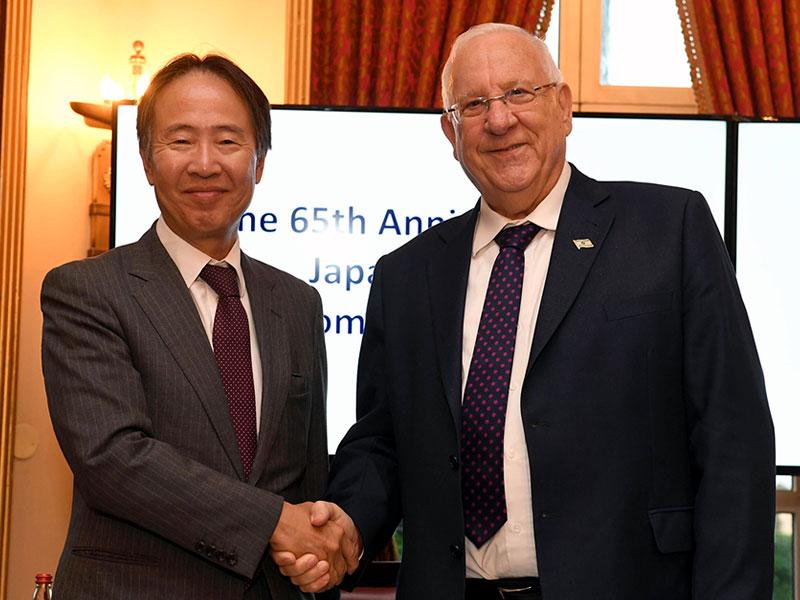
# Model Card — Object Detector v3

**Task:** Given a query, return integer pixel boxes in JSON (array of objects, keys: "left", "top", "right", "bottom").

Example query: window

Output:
[
  {"left": 775, "top": 511, "right": 793, "bottom": 600},
  {"left": 600, "top": 0, "right": 691, "bottom": 87},
  {"left": 777, "top": 477, "right": 800, "bottom": 600},
  {"left": 557, "top": 0, "right": 697, "bottom": 113}
]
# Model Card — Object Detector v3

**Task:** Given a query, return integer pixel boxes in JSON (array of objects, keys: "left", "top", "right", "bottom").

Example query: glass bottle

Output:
[{"left": 32, "top": 573, "right": 53, "bottom": 600}]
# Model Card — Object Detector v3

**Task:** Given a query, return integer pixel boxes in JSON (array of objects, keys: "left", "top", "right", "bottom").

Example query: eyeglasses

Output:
[{"left": 444, "top": 82, "right": 558, "bottom": 124}]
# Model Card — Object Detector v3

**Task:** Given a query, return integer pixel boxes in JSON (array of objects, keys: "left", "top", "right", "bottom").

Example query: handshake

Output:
[{"left": 269, "top": 501, "right": 363, "bottom": 593}]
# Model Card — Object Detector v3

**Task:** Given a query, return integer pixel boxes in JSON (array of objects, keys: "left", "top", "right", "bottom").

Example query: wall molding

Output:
[
  {"left": 285, "top": 0, "right": 312, "bottom": 104},
  {"left": 0, "top": 0, "right": 32, "bottom": 596}
]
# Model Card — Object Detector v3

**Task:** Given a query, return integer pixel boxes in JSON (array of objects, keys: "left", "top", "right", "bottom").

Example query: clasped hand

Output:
[{"left": 270, "top": 501, "right": 362, "bottom": 592}]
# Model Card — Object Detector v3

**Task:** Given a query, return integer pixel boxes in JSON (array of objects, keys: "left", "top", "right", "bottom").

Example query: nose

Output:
[
  {"left": 187, "top": 142, "right": 222, "bottom": 177},
  {"left": 485, "top": 98, "right": 517, "bottom": 135}
]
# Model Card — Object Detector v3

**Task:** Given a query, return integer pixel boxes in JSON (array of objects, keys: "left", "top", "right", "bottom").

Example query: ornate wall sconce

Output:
[{"left": 69, "top": 41, "right": 148, "bottom": 256}]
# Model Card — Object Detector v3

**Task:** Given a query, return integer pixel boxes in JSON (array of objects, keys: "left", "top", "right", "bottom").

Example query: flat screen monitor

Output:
[
  {"left": 113, "top": 105, "right": 728, "bottom": 452},
  {"left": 736, "top": 120, "right": 800, "bottom": 471}
]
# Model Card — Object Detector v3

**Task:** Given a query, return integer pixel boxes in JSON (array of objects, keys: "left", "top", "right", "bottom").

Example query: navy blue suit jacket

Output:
[{"left": 327, "top": 166, "right": 775, "bottom": 599}]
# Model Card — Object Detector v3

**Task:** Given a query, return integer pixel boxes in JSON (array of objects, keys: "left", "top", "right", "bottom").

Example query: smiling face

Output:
[
  {"left": 441, "top": 30, "right": 573, "bottom": 219},
  {"left": 141, "top": 71, "right": 265, "bottom": 259}
]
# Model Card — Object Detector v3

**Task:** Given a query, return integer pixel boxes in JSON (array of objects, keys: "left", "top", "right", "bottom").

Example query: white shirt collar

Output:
[
  {"left": 155, "top": 218, "right": 245, "bottom": 294},
  {"left": 472, "top": 162, "right": 571, "bottom": 257}
]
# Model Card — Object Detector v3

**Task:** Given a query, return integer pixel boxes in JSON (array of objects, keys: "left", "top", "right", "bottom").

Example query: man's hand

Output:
[{"left": 270, "top": 501, "right": 362, "bottom": 592}]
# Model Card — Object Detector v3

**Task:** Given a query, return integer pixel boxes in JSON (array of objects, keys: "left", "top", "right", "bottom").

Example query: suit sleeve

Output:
[
  {"left": 326, "top": 258, "right": 403, "bottom": 578},
  {"left": 41, "top": 262, "right": 282, "bottom": 579},
  {"left": 681, "top": 193, "right": 775, "bottom": 598}
]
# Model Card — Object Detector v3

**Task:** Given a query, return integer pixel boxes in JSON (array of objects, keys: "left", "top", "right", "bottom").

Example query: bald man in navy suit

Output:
[{"left": 275, "top": 23, "right": 774, "bottom": 600}]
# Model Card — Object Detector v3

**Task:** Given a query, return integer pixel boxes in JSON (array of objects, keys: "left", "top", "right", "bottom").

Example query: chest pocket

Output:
[{"left": 604, "top": 291, "right": 673, "bottom": 321}]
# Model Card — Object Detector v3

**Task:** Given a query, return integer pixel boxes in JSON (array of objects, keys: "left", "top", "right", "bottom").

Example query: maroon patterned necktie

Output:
[
  {"left": 461, "top": 221, "right": 540, "bottom": 547},
  {"left": 200, "top": 264, "right": 257, "bottom": 480}
]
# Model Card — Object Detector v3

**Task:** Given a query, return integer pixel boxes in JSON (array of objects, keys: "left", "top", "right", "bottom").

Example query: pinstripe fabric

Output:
[{"left": 41, "top": 224, "right": 329, "bottom": 599}]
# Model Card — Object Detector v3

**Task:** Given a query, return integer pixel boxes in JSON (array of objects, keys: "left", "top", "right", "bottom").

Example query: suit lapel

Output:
[
  {"left": 240, "top": 254, "right": 287, "bottom": 485},
  {"left": 127, "top": 226, "right": 247, "bottom": 480},
  {"left": 428, "top": 207, "right": 478, "bottom": 434},
  {"left": 527, "top": 166, "right": 615, "bottom": 370}
]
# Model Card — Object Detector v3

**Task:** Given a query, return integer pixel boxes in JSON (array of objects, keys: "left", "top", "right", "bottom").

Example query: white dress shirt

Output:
[
  {"left": 463, "top": 162, "right": 571, "bottom": 579},
  {"left": 156, "top": 218, "right": 264, "bottom": 433}
]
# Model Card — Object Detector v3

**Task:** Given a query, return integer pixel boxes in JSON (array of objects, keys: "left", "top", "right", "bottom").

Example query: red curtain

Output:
[
  {"left": 310, "top": 0, "right": 555, "bottom": 109},
  {"left": 677, "top": 0, "right": 800, "bottom": 117}
]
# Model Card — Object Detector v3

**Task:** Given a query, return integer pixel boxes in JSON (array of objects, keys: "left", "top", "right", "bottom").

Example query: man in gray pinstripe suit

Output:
[{"left": 41, "top": 54, "right": 358, "bottom": 599}]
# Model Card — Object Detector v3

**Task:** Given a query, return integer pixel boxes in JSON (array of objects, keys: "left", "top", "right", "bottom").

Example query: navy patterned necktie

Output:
[
  {"left": 461, "top": 221, "right": 540, "bottom": 547},
  {"left": 200, "top": 264, "right": 257, "bottom": 480}
]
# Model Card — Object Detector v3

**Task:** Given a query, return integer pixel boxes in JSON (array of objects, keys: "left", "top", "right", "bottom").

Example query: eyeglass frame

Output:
[{"left": 444, "top": 82, "right": 559, "bottom": 124}]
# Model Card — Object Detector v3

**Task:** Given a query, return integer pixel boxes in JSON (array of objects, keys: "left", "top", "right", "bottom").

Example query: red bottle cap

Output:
[{"left": 35, "top": 574, "right": 53, "bottom": 584}]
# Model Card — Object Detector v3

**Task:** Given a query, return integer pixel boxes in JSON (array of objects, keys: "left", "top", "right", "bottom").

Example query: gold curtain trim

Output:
[
  {"left": 536, "top": 0, "right": 556, "bottom": 41},
  {"left": 676, "top": 0, "right": 714, "bottom": 113},
  {"left": 1, "top": 0, "right": 32, "bottom": 596}
]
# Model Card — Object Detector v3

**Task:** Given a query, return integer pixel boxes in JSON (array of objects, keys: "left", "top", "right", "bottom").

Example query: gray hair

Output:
[{"left": 440, "top": 23, "right": 563, "bottom": 108}]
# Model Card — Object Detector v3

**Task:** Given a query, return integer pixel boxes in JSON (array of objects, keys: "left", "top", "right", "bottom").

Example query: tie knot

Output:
[
  {"left": 200, "top": 264, "right": 240, "bottom": 298},
  {"left": 495, "top": 222, "right": 540, "bottom": 250}
]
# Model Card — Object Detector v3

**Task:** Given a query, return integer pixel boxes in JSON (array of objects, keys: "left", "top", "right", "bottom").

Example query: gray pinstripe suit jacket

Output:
[{"left": 41, "top": 224, "right": 329, "bottom": 599}]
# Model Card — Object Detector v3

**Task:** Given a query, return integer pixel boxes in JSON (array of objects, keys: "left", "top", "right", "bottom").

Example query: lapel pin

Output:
[{"left": 573, "top": 238, "right": 594, "bottom": 250}]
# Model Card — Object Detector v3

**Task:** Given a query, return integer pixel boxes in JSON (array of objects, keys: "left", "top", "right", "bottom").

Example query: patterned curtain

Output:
[
  {"left": 677, "top": 0, "right": 800, "bottom": 117},
  {"left": 310, "top": 0, "right": 555, "bottom": 108}
]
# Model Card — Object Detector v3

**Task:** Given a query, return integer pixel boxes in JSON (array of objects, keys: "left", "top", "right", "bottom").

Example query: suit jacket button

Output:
[
  {"left": 215, "top": 549, "right": 227, "bottom": 562},
  {"left": 449, "top": 455, "right": 460, "bottom": 470},
  {"left": 228, "top": 552, "right": 238, "bottom": 566},
  {"left": 195, "top": 542, "right": 206, "bottom": 554},
  {"left": 206, "top": 545, "right": 217, "bottom": 557},
  {"left": 449, "top": 544, "right": 462, "bottom": 558}
]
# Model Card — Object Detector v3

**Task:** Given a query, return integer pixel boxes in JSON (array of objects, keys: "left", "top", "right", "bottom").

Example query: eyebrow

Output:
[
  {"left": 457, "top": 81, "right": 530, "bottom": 99},
  {"left": 162, "top": 123, "right": 248, "bottom": 136}
]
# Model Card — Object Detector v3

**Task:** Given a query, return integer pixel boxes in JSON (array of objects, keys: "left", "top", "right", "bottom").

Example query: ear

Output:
[
  {"left": 255, "top": 154, "right": 266, "bottom": 184},
  {"left": 556, "top": 82, "right": 574, "bottom": 137},
  {"left": 140, "top": 148, "right": 156, "bottom": 186},
  {"left": 440, "top": 113, "right": 459, "bottom": 161}
]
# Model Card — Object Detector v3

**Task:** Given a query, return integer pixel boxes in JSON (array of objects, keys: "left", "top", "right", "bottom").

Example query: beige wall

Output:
[{"left": 9, "top": 1, "right": 287, "bottom": 596}]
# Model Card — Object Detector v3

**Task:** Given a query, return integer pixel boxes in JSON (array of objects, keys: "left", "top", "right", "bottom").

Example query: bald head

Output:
[{"left": 441, "top": 23, "right": 562, "bottom": 109}]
